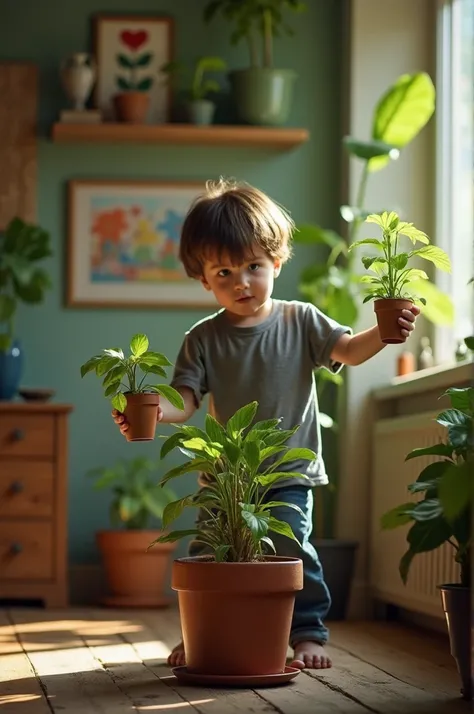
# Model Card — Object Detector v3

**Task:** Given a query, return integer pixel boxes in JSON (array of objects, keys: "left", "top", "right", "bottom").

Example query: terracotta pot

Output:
[
  {"left": 439, "top": 584, "right": 472, "bottom": 700},
  {"left": 172, "top": 555, "right": 303, "bottom": 676},
  {"left": 124, "top": 392, "right": 159, "bottom": 441},
  {"left": 113, "top": 91, "right": 150, "bottom": 123},
  {"left": 97, "top": 529, "right": 175, "bottom": 607},
  {"left": 374, "top": 298, "right": 413, "bottom": 344}
]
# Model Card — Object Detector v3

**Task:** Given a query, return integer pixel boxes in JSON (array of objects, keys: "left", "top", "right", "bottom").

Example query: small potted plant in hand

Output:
[
  {"left": 381, "top": 371, "right": 472, "bottom": 699},
  {"left": 80, "top": 333, "right": 184, "bottom": 441},
  {"left": 89, "top": 455, "right": 177, "bottom": 607},
  {"left": 148, "top": 401, "right": 315, "bottom": 683},
  {"left": 160, "top": 56, "right": 227, "bottom": 125},
  {"left": 349, "top": 211, "right": 451, "bottom": 343}
]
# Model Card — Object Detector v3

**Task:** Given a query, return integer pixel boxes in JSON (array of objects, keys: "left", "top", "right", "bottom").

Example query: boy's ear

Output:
[
  {"left": 274, "top": 259, "right": 282, "bottom": 278},
  {"left": 200, "top": 276, "right": 212, "bottom": 292}
]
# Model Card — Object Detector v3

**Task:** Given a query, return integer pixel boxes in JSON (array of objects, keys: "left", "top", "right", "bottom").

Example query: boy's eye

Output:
[
  {"left": 217, "top": 269, "right": 230, "bottom": 277},
  {"left": 249, "top": 263, "right": 260, "bottom": 271}
]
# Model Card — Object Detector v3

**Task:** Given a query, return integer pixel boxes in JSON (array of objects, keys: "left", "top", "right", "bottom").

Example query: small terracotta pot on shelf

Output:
[
  {"left": 374, "top": 298, "right": 413, "bottom": 344},
  {"left": 123, "top": 392, "right": 159, "bottom": 441},
  {"left": 113, "top": 91, "right": 150, "bottom": 123}
]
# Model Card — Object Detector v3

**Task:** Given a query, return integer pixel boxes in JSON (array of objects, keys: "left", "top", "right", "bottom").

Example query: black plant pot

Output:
[
  {"left": 312, "top": 538, "right": 359, "bottom": 620},
  {"left": 439, "top": 584, "right": 472, "bottom": 700}
]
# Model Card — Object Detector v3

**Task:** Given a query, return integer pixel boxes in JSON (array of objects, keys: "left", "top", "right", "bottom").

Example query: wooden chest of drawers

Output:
[{"left": 0, "top": 402, "right": 72, "bottom": 607}]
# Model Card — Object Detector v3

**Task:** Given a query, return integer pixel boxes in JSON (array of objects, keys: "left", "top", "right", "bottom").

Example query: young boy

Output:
[{"left": 112, "top": 179, "right": 419, "bottom": 670}]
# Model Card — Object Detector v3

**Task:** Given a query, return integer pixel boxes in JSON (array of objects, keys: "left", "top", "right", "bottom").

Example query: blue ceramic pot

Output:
[{"left": 0, "top": 338, "right": 23, "bottom": 400}]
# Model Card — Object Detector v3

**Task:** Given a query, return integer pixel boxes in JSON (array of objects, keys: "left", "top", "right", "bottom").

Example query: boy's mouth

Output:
[{"left": 236, "top": 295, "right": 253, "bottom": 302}]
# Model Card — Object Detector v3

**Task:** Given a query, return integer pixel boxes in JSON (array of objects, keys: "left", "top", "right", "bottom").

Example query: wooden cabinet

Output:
[{"left": 0, "top": 403, "right": 72, "bottom": 607}]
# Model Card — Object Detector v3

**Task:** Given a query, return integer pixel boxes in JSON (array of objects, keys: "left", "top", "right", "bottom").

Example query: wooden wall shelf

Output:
[{"left": 51, "top": 122, "right": 309, "bottom": 150}]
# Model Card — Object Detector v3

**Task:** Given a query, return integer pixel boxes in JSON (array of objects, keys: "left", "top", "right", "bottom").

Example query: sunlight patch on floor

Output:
[{"left": 137, "top": 701, "right": 215, "bottom": 711}]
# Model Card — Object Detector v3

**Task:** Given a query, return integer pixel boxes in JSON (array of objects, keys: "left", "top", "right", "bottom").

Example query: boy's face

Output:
[{"left": 200, "top": 247, "right": 281, "bottom": 317}]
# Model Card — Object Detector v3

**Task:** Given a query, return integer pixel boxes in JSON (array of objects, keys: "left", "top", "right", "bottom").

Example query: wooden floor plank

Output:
[{"left": 0, "top": 611, "right": 52, "bottom": 714}]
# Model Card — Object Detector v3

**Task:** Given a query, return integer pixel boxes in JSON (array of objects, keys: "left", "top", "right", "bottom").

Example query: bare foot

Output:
[
  {"left": 167, "top": 640, "right": 186, "bottom": 668},
  {"left": 290, "top": 641, "right": 332, "bottom": 670}
]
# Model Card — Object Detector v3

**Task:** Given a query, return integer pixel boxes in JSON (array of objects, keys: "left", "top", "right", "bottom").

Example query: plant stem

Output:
[{"left": 262, "top": 9, "right": 273, "bottom": 68}]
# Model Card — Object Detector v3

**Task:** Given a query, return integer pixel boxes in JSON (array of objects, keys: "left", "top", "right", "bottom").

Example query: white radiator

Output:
[{"left": 370, "top": 411, "right": 459, "bottom": 619}]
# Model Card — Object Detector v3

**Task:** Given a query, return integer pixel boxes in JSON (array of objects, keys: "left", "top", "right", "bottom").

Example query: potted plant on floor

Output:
[
  {"left": 80, "top": 333, "right": 184, "bottom": 441},
  {"left": 0, "top": 217, "right": 52, "bottom": 400},
  {"left": 159, "top": 56, "right": 227, "bottom": 125},
  {"left": 149, "top": 401, "right": 313, "bottom": 683},
  {"left": 380, "top": 370, "right": 472, "bottom": 700},
  {"left": 203, "top": 0, "right": 306, "bottom": 125},
  {"left": 89, "top": 455, "right": 178, "bottom": 607},
  {"left": 348, "top": 211, "right": 451, "bottom": 344}
]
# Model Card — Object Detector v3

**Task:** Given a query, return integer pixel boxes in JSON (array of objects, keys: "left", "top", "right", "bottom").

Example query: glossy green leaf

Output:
[
  {"left": 343, "top": 136, "right": 399, "bottom": 161},
  {"left": 442, "top": 387, "right": 474, "bottom": 413},
  {"left": 226, "top": 401, "right": 258, "bottom": 439},
  {"left": 111, "top": 393, "right": 126, "bottom": 413},
  {"left": 405, "top": 443, "right": 454, "bottom": 461},
  {"left": 380, "top": 502, "right": 415, "bottom": 529},
  {"left": 410, "top": 245, "right": 451, "bottom": 272},
  {"left": 294, "top": 224, "right": 343, "bottom": 249},
  {"left": 155, "top": 384, "right": 185, "bottom": 411},
  {"left": 438, "top": 461, "right": 471, "bottom": 522},
  {"left": 130, "top": 333, "right": 149, "bottom": 356}
]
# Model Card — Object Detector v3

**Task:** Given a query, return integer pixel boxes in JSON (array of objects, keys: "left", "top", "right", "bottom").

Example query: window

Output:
[{"left": 435, "top": 0, "right": 474, "bottom": 361}]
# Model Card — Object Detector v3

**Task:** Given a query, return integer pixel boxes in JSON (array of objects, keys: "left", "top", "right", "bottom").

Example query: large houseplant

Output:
[
  {"left": 159, "top": 56, "right": 227, "bottom": 125},
  {"left": 292, "top": 72, "right": 452, "bottom": 619},
  {"left": 203, "top": 0, "right": 306, "bottom": 125},
  {"left": 80, "top": 333, "right": 184, "bottom": 441},
  {"left": 349, "top": 211, "right": 451, "bottom": 343},
  {"left": 381, "top": 375, "right": 472, "bottom": 700},
  {"left": 150, "top": 401, "right": 314, "bottom": 678},
  {"left": 0, "top": 217, "right": 52, "bottom": 400},
  {"left": 88, "top": 455, "right": 177, "bottom": 607}
]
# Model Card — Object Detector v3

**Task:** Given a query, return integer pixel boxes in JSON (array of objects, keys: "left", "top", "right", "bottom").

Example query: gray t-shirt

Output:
[{"left": 170, "top": 299, "right": 351, "bottom": 488}]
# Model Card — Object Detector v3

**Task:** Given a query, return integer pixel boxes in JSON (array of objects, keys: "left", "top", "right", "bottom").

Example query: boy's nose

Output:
[{"left": 234, "top": 272, "right": 250, "bottom": 289}]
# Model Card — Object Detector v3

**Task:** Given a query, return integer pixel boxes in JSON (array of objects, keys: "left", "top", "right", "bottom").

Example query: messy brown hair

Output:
[{"left": 179, "top": 178, "right": 294, "bottom": 278}]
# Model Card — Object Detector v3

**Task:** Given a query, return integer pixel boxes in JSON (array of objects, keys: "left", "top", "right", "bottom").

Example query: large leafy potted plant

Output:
[
  {"left": 203, "top": 0, "right": 306, "bottom": 125},
  {"left": 149, "top": 401, "right": 314, "bottom": 681},
  {"left": 159, "top": 56, "right": 227, "bottom": 125},
  {"left": 349, "top": 211, "right": 451, "bottom": 343},
  {"left": 292, "top": 72, "right": 453, "bottom": 620},
  {"left": 80, "top": 333, "right": 184, "bottom": 441},
  {"left": 380, "top": 374, "right": 472, "bottom": 700},
  {"left": 88, "top": 455, "right": 177, "bottom": 607},
  {"left": 0, "top": 217, "right": 52, "bottom": 400}
]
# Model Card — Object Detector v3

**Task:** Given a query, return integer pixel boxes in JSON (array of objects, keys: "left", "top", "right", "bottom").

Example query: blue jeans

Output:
[{"left": 188, "top": 485, "right": 331, "bottom": 646}]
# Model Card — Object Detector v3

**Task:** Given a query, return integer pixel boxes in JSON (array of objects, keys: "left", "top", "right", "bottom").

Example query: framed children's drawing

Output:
[
  {"left": 66, "top": 179, "right": 216, "bottom": 309},
  {"left": 93, "top": 15, "right": 173, "bottom": 123}
]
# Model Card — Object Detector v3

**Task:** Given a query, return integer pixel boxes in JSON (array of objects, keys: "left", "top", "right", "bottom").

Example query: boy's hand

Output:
[
  {"left": 111, "top": 405, "right": 163, "bottom": 437},
  {"left": 397, "top": 304, "right": 421, "bottom": 340}
]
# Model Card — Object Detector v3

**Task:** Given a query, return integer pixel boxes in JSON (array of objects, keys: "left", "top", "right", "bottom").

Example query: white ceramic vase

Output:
[{"left": 60, "top": 53, "right": 96, "bottom": 111}]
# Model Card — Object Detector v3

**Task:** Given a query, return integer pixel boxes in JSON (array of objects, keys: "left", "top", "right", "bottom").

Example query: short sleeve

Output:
[
  {"left": 170, "top": 331, "right": 208, "bottom": 407},
  {"left": 305, "top": 303, "right": 352, "bottom": 373}
]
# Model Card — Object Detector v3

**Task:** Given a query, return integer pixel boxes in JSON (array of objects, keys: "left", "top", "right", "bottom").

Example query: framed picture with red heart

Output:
[{"left": 93, "top": 14, "right": 174, "bottom": 125}]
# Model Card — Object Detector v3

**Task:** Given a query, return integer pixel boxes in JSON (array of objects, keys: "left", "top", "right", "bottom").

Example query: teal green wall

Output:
[{"left": 2, "top": 0, "right": 344, "bottom": 564}]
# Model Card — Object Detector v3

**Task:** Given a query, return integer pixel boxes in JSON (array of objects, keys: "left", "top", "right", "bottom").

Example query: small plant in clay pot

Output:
[
  {"left": 113, "top": 29, "right": 155, "bottom": 123},
  {"left": 88, "top": 455, "right": 178, "bottom": 607},
  {"left": 149, "top": 401, "right": 315, "bottom": 682},
  {"left": 349, "top": 211, "right": 451, "bottom": 343},
  {"left": 80, "top": 333, "right": 184, "bottom": 441}
]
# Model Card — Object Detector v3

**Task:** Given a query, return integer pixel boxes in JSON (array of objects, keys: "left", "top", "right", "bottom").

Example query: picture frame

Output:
[
  {"left": 66, "top": 179, "right": 217, "bottom": 309},
  {"left": 93, "top": 14, "right": 173, "bottom": 123}
]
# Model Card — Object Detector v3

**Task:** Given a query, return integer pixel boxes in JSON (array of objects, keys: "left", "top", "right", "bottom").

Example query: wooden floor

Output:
[{"left": 0, "top": 607, "right": 468, "bottom": 713}]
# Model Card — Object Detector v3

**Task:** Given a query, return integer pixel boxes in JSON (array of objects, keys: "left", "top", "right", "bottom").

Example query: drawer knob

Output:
[
  {"left": 10, "top": 542, "right": 23, "bottom": 555},
  {"left": 12, "top": 428, "right": 25, "bottom": 441},
  {"left": 10, "top": 481, "right": 24, "bottom": 494}
]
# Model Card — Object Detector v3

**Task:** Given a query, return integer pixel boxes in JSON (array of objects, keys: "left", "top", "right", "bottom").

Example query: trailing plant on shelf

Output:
[
  {"left": 149, "top": 400, "right": 315, "bottom": 562},
  {"left": 88, "top": 455, "right": 177, "bottom": 530},
  {"left": 80, "top": 333, "right": 184, "bottom": 441},
  {"left": 0, "top": 217, "right": 52, "bottom": 352}
]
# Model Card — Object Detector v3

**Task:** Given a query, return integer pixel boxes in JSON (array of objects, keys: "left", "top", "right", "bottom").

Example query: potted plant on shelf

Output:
[
  {"left": 113, "top": 30, "right": 154, "bottom": 123},
  {"left": 88, "top": 455, "right": 178, "bottom": 607},
  {"left": 380, "top": 371, "right": 472, "bottom": 700},
  {"left": 203, "top": 0, "right": 306, "bottom": 126},
  {"left": 80, "top": 333, "right": 184, "bottom": 441},
  {"left": 159, "top": 56, "right": 227, "bottom": 125},
  {"left": 348, "top": 211, "right": 451, "bottom": 343},
  {"left": 0, "top": 217, "right": 52, "bottom": 400},
  {"left": 149, "top": 401, "right": 313, "bottom": 682}
]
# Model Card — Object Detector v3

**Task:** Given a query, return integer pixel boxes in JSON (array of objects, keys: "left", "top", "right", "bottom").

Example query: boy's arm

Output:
[
  {"left": 330, "top": 305, "right": 420, "bottom": 366},
  {"left": 159, "top": 386, "right": 197, "bottom": 424}
]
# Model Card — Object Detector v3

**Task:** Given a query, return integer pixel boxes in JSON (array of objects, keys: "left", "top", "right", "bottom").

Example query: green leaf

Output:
[
  {"left": 465, "top": 337, "right": 474, "bottom": 351},
  {"left": 370, "top": 72, "right": 435, "bottom": 171},
  {"left": 160, "top": 459, "right": 210, "bottom": 486},
  {"left": 142, "top": 364, "right": 167, "bottom": 378},
  {"left": 256, "top": 471, "right": 307, "bottom": 487},
  {"left": 414, "top": 460, "right": 452, "bottom": 486},
  {"left": 405, "top": 443, "right": 454, "bottom": 461},
  {"left": 80, "top": 354, "right": 102, "bottom": 378},
  {"left": 241, "top": 507, "right": 270, "bottom": 540},
  {"left": 411, "top": 498, "right": 443, "bottom": 521},
  {"left": 104, "top": 382, "right": 120, "bottom": 397},
  {"left": 0, "top": 294, "right": 15, "bottom": 321},
  {"left": 437, "top": 409, "right": 472, "bottom": 448},
  {"left": 182, "top": 437, "right": 221, "bottom": 459},
  {"left": 155, "top": 384, "right": 185, "bottom": 411},
  {"left": 136, "top": 52, "right": 153, "bottom": 67},
  {"left": 111, "top": 393, "right": 127, "bottom": 412},
  {"left": 261, "top": 536, "right": 276, "bottom": 553},
  {"left": 438, "top": 461, "right": 471, "bottom": 522},
  {"left": 226, "top": 401, "right": 258, "bottom": 438},
  {"left": 117, "top": 53, "right": 134, "bottom": 69},
  {"left": 243, "top": 440, "right": 260, "bottom": 472},
  {"left": 343, "top": 136, "right": 400, "bottom": 161},
  {"left": 264, "top": 501, "right": 304, "bottom": 516},
  {"left": 160, "top": 432, "right": 185, "bottom": 459},
  {"left": 205, "top": 414, "right": 226, "bottom": 443},
  {"left": 117, "top": 77, "right": 131, "bottom": 91},
  {"left": 399, "top": 548, "right": 416, "bottom": 584},
  {"left": 148, "top": 528, "right": 202, "bottom": 547},
  {"left": 294, "top": 224, "right": 343, "bottom": 249},
  {"left": 137, "top": 77, "right": 153, "bottom": 91},
  {"left": 409, "top": 245, "right": 451, "bottom": 272},
  {"left": 442, "top": 387, "right": 474, "bottom": 413},
  {"left": 391, "top": 253, "right": 408, "bottom": 271},
  {"left": 268, "top": 517, "right": 300, "bottom": 544},
  {"left": 215, "top": 544, "right": 230, "bottom": 562},
  {"left": 223, "top": 440, "right": 241, "bottom": 464},
  {"left": 119, "top": 495, "right": 141, "bottom": 522},
  {"left": 103, "top": 365, "right": 126, "bottom": 389},
  {"left": 380, "top": 502, "right": 415, "bottom": 529},
  {"left": 130, "top": 333, "right": 149, "bottom": 356},
  {"left": 96, "top": 356, "right": 120, "bottom": 376},
  {"left": 349, "top": 238, "right": 384, "bottom": 252},
  {"left": 406, "top": 517, "right": 452, "bottom": 554},
  {"left": 276, "top": 447, "right": 316, "bottom": 464},
  {"left": 140, "top": 351, "right": 172, "bottom": 367},
  {"left": 142, "top": 490, "right": 171, "bottom": 519},
  {"left": 162, "top": 495, "right": 196, "bottom": 528}
]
